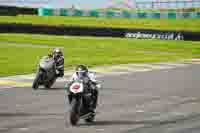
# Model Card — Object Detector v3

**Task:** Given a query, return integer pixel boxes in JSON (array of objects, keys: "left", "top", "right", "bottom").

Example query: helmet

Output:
[
  {"left": 75, "top": 65, "right": 88, "bottom": 78},
  {"left": 53, "top": 48, "right": 63, "bottom": 60}
]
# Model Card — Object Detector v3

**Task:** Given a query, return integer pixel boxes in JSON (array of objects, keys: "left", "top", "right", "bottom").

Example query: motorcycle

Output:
[
  {"left": 32, "top": 56, "right": 57, "bottom": 90},
  {"left": 65, "top": 77, "right": 97, "bottom": 126}
]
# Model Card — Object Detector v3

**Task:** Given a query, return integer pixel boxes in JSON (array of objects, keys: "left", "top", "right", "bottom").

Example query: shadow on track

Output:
[
  {"left": 0, "top": 112, "right": 62, "bottom": 117},
  {"left": 78, "top": 113, "right": 200, "bottom": 127},
  {"left": 36, "top": 87, "right": 64, "bottom": 91},
  {"left": 79, "top": 120, "right": 143, "bottom": 126}
]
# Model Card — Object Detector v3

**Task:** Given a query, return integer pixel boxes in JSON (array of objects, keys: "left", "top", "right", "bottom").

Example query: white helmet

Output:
[{"left": 53, "top": 48, "right": 63, "bottom": 59}]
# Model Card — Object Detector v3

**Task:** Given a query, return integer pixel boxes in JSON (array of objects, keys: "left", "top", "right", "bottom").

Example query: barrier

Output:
[
  {"left": 38, "top": 8, "right": 200, "bottom": 19},
  {"left": 0, "top": 6, "right": 37, "bottom": 16},
  {"left": 1, "top": 23, "right": 200, "bottom": 41}
]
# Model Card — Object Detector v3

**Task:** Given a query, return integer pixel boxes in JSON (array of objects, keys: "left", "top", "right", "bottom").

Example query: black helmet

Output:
[
  {"left": 75, "top": 65, "right": 88, "bottom": 78},
  {"left": 53, "top": 48, "right": 63, "bottom": 60}
]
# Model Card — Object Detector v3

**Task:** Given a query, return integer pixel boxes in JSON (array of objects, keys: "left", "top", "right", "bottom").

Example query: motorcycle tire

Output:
[
  {"left": 32, "top": 72, "right": 42, "bottom": 90},
  {"left": 44, "top": 79, "right": 54, "bottom": 89},
  {"left": 84, "top": 114, "right": 95, "bottom": 123},
  {"left": 44, "top": 84, "right": 51, "bottom": 89},
  {"left": 70, "top": 99, "right": 80, "bottom": 126}
]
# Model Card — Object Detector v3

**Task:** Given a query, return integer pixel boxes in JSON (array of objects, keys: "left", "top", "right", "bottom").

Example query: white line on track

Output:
[
  {"left": 18, "top": 128, "right": 29, "bottom": 131},
  {"left": 0, "top": 61, "right": 194, "bottom": 88}
]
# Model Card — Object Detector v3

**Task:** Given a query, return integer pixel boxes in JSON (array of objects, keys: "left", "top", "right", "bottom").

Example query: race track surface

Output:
[{"left": 1, "top": 64, "right": 200, "bottom": 133}]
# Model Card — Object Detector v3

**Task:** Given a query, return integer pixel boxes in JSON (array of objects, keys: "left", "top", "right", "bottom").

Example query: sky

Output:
[
  {"left": 0, "top": 0, "right": 154, "bottom": 8},
  {"left": 0, "top": 0, "right": 198, "bottom": 9}
]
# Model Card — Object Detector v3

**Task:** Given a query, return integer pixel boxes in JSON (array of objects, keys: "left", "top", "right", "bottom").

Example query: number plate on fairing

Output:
[{"left": 70, "top": 82, "right": 84, "bottom": 94}]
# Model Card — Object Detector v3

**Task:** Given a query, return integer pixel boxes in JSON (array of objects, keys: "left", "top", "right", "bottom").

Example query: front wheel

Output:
[
  {"left": 32, "top": 71, "right": 42, "bottom": 90},
  {"left": 70, "top": 99, "right": 81, "bottom": 126}
]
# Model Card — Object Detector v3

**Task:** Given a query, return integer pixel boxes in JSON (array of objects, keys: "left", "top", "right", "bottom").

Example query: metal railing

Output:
[{"left": 135, "top": 0, "right": 200, "bottom": 10}]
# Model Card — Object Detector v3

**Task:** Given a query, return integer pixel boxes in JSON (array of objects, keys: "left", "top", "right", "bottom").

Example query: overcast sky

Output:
[{"left": 0, "top": 0, "right": 154, "bottom": 8}]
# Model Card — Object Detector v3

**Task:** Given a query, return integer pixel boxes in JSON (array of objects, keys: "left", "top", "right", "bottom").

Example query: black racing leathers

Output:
[{"left": 54, "top": 56, "right": 64, "bottom": 77}]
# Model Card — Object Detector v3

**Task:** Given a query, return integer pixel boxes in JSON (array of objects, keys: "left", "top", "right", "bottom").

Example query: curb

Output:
[{"left": 0, "top": 60, "right": 197, "bottom": 88}]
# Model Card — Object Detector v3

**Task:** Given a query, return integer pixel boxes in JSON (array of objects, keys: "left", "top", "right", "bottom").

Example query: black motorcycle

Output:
[
  {"left": 32, "top": 56, "right": 57, "bottom": 90},
  {"left": 65, "top": 77, "right": 97, "bottom": 126}
]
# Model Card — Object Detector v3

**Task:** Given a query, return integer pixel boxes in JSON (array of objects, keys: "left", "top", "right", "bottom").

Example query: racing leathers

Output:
[{"left": 54, "top": 56, "right": 64, "bottom": 77}]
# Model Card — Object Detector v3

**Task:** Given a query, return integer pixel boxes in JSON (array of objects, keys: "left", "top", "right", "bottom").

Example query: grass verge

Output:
[
  {"left": 0, "top": 15, "right": 200, "bottom": 32},
  {"left": 0, "top": 33, "right": 200, "bottom": 76},
  {"left": 0, "top": 44, "right": 50, "bottom": 77}
]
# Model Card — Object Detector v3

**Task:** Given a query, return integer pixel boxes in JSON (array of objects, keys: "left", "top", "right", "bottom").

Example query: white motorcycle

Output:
[{"left": 32, "top": 56, "right": 57, "bottom": 90}]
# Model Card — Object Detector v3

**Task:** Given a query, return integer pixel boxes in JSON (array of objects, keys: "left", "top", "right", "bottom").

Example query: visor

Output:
[{"left": 76, "top": 70, "right": 86, "bottom": 78}]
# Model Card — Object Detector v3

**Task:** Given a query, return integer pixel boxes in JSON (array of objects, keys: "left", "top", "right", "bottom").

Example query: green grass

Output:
[
  {"left": 0, "top": 44, "right": 51, "bottom": 76},
  {"left": 0, "top": 33, "right": 200, "bottom": 76},
  {"left": 1, "top": 15, "right": 200, "bottom": 32}
]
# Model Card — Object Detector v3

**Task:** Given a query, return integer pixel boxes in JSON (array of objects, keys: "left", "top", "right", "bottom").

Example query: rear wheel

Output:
[
  {"left": 84, "top": 114, "right": 95, "bottom": 123},
  {"left": 44, "top": 78, "right": 55, "bottom": 89},
  {"left": 44, "top": 84, "right": 51, "bottom": 89}
]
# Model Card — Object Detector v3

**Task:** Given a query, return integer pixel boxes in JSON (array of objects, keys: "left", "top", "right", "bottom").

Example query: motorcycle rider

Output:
[
  {"left": 49, "top": 48, "right": 64, "bottom": 77},
  {"left": 66, "top": 65, "right": 100, "bottom": 113}
]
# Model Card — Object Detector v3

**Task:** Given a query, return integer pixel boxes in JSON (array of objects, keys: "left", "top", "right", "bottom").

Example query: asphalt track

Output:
[{"left": 1, "top": 64, "right": 200, "bottom": 133}]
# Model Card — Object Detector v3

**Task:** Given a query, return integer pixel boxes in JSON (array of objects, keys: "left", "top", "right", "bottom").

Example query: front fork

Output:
[{"left": 67, "top": 94, "right": 82, "bottom": 106}]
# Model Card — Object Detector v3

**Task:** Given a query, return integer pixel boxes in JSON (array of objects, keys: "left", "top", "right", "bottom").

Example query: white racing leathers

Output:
[{"left": 69, "top": 72, "right": 101, "bottom": 89}]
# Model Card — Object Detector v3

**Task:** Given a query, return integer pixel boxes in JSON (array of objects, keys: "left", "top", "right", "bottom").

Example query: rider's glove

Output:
[{"left": 96, "top": 84, "right": 101, "bottom": 89}]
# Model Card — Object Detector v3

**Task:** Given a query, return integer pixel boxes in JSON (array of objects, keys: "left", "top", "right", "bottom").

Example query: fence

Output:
[
  {"left": 135, "top": 0, "right": 200, "bottom": 10},
  {"left": 0, "top": 6, "right": 37, "bottom": 16},
  {"left": 38, "top": 8, "right": 200, "bottom": 19}
]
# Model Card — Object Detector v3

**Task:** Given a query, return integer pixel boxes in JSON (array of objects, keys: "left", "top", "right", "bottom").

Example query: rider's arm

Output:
[
  {"left": 64, "top": 73, "right": 76, "bottom": 91},
  {"left": 56, "top": 57, "right": 64, "bottom": 70},
  {"left": 69, "top": 73, "right": 77, "bottom": 82},
  {"left": 88, "top": 72, "right": 97, "bottom": 82},
  {"left": 88, "top": 72, "right": 101, "bottom": 89}
]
